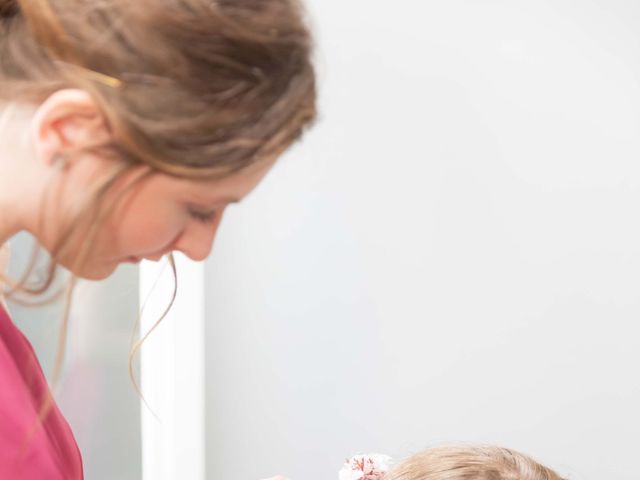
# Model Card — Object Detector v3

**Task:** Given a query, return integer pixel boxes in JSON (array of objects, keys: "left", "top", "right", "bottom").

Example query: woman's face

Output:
[
  {"left": 44, "top": 155, "right": 276, "bottom": 280},
  {"left": 22, "top": 89, "right": 277, "bottom": 280}
]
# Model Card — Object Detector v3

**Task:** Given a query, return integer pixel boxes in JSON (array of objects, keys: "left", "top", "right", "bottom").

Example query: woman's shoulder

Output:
[
  {"left": 0, "top": 266, "right": 84, "bottom": 479},
  {"left": 0, "top": 311, "right": 68, "bottom": 478}
]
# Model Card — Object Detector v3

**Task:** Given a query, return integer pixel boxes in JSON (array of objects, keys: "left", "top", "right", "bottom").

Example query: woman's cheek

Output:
[{"left": 128, "top": 207, "right": 185, "bottom": 254}]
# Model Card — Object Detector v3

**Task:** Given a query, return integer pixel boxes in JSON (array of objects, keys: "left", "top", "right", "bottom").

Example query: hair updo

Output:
[{"left": 0, "top": 0, "right": 316, "bottom": 178}]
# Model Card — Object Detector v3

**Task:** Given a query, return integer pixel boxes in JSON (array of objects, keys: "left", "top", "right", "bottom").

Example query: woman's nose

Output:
[{"left": 173, "top": 214, "right": 224, "bottom": 262}]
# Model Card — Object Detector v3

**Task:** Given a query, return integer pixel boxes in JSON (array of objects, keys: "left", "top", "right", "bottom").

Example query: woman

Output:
[{"left": 0, "top": 0, "right": 316, "bottom": 477}]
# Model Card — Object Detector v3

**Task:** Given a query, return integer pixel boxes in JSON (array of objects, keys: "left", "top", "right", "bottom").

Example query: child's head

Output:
[
  {"left": 388, "top": 446, "right": 564, "bottom": 480},
  {"left": 0, "top": 0, "right": 315, "bottom": 280},
  {"left": 341, "top": 446, "right": 564, "bottom": 480}
]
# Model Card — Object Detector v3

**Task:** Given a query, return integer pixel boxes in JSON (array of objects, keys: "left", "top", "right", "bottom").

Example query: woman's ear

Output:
[{"left": 30, "top": 89, "right": 112, "bottom": 166}]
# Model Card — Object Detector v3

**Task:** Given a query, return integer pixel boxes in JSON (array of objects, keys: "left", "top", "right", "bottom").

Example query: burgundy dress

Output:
[{"left": 0, "top": 301, "right": 84, "bottom": 479}]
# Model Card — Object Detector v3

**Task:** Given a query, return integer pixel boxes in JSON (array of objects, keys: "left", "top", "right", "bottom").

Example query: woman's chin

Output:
[
  {"left": 66, "top": 261, "right": 121, "bottom": 281},
  {"left": 81, "top": 270, "right": 116, "bottom": 281}
]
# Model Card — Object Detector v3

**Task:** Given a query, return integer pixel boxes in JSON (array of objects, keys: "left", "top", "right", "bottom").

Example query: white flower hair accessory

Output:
[{"left": 338, "top": 453, "right": 392, "bottom": 480}]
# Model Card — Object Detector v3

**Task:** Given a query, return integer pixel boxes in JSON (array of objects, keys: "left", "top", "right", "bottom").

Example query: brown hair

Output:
[
  {"left": 388, "top": 446, "right": 565, "bottom": 480},
  {"left": 0, "top": 0, "right": 316, "bottom": 414}
]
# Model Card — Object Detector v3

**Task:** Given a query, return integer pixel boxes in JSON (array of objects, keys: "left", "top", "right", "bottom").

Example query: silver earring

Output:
[{"left": 52, "top": 154, "right": 68, "bottom": 170}]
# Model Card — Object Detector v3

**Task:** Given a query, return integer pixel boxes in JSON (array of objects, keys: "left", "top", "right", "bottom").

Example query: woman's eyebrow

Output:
[
  {"left": 191, "top": 194, "right": 242, "bottom": 205},
  {"left": 216, "top": 195, "right": 241, "bottom": 204}
]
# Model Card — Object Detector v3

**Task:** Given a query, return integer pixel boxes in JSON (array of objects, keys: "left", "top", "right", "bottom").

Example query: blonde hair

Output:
[
  {"left": 0, "top": 0, "right": 316, "bottom": 420},
  {"left": 388, "top": 446, "right": 565, "bottom": 480}
]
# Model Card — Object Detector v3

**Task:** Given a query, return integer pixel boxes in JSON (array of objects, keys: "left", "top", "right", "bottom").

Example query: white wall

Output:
[{"left": 205, "top": 1, "right": 640, "bottom": 479}]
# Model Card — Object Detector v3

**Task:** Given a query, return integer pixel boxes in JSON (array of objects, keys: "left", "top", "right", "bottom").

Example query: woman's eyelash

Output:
[{"left": 189, "top": 209, "right": 217, "bottom": 223}]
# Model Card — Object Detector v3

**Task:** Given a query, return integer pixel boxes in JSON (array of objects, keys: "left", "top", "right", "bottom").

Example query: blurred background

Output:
[
  {"left": 204, "top": 1, "right": 640, "bottom": 479},
  {"left": 9, "top": 0, "right": 640, "bottom": 479}
]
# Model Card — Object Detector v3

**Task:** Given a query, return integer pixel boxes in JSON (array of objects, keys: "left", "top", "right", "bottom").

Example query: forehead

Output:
[{"left": 167, "top": 156, "right": 277, "bottom": 204}]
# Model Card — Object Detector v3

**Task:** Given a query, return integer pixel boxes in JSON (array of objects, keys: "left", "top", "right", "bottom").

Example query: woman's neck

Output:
[
  {"left": 0, "top": 154, "right": 32, "bottom": 245},
  {"left": 0, "top": 242, "right": 8, "bottom": 310},
  {"left": 0, "top": 203, "right": 23, "bottom": 247},
  {"left": 0, "top": 104, "right": 42, "bottom": 245}
]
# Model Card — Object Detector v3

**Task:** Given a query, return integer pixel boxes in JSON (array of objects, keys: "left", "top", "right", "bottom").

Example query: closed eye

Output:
[{"left": 189, "top": 208, "right": 217, "bottom": 223}]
